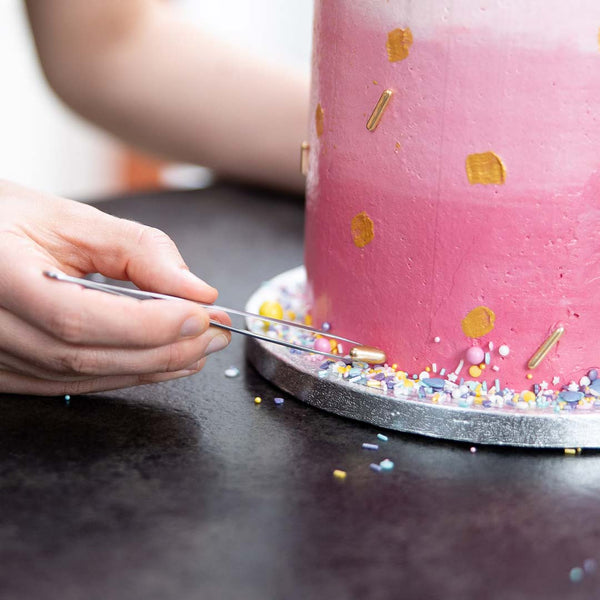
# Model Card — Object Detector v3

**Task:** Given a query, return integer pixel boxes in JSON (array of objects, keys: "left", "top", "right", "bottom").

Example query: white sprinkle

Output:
[
  {"left": 498, "top": 345, "right": 510, "bottom": 357},
  {"left": 224, "top": 366, "right": 240, "bottom": 378},
  {"left": 470, "top": 446, "right": 477, "bottom": 454},
  {"left": 488, "top": 341, "right": 495, "bottom": 351},
  {"left": 454, "top": 359, "right": 465, "bottom": 375},
  {"left": 432, "top": 363, "right": 437, "bottom": 373},
  {"left": 492, "top": 365, "right": 500, "bottom": 372},
  {"left": 552, "top": 376, "right": 560, "bottom": 386},
  {"left": 419, "top": 371, "right": 430, "bottom": 380},
  {"left": 580, "top": 376, "right": 591, "bottom": 388},
  {"left": 433, "top": 336, "right": 441, "bottom": 343}
]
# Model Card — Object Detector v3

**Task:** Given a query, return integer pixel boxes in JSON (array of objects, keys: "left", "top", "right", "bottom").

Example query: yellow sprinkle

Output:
[
  {"left": 425, "top": 366, "right": 431, "bottom": 372},
  {"left": 564, "top": 448, "right": 577, "bottom": 455},
  {"left": 254, "top": 397, "right": 262, "bottom": 405},
  {"left": 526, "top": 373, "right": 533, "bottom": 380},
  {"left": 392, "top": 364, "right": 398, "bottom": 370},
  {"left": 333, "top": 469, "right": 347, "bottom": 480},
  {"left": 305, "top": 314, "right": 313, "bottom": 326},
  {"left": 466, "top": 151, "right": 506, "bottom": 185},
  {"left": 367, "top": 380, "right": 381, "bottom": 388},
  {"left": 259, "top": 300, "right": 283, "bottom": 320},
  {"left": 522, "top": 391, "right": 536, "bottom": 402},
  {"left": 480, "top": 364, "right": 486, "bottom": 371},
  {"left": 286, "top": 310, "right": 296, "bottom": 321},
  {"left": 469, "top": 365, "right": 482, "bottom": 378}
]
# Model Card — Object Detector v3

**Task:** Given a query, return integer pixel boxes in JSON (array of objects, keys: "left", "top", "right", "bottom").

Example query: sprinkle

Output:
[
  {"left": 254, "top": 396, "right": 262, "bottom": 405},
  {"left": 315, "top": 103, "right": 324, "bottom": 137},
  {"left": 64, "top": 394, "right": 71, "bottom": 406},
  {"left": 564, "top": 448, "right": 577, "bottom": 455},
  {"left": 362, "top": 443, "right": 379, "bottom": 451},
  {"left": 379, "top": 459, "right": 394, "bottom": 470},
  {"left": 526, "top": 373, "right": 533, "bottom": 380},
  {"left": 469, "top": 365, "right": 482, "bottom": 378},
  {"left": 434, "top": 336, "right": 441, "bottom": 343},
  {"left": 498, "top": 344, "right": 510, "bottom": 358},
  {"left": 454, "top": 359, "right": 465, "bottom": 375},
  {"left": 570, "top": 567, "right": 584, "bottom": 583},
  {"left": 377, "top": 433, "right": 389, "bottom": 442},
  {"left": 366, "top": 89, "right": 393, "bottom": 131},
  {"left": 528, "top": 327, "right": 565, "bottom": 369},
  {"left": 370, "top": 463, "right": 382, "bottom": 472},
  {"left": 333, "top": 469, "right": 347, "bottom": 480},
  {"left": 224, "top": 366, "right": 240, "bottom": 378},
  {"left": 484, "top": 352, "right": 491, "bottom": 366},
  {"left": 322, "top": 322, "right": 331, "bottom": 332},
  {"left": 470, "top": 446, "right": 477, "bottom": 454},
  {"left": 488, "top": 341, "right": 495, "bottom": 351},
  {"left": 274, "top": 397, "right": 284, "bottom": 405},
  {"left": 432, "top": 363, "right": 437, "bottom": 373}
]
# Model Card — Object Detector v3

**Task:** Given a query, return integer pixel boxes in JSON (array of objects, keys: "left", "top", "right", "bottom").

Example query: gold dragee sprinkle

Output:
[
  {"left": 300, "top": 141, "right": 310, "bottom": 176},
  {"left": 466, "top": 152, "right": 506, "bottom": 185},
  {"left": 387, "top": 28, "right": 413, "bottom": 62},
  {"left": 366, "top": 89, "right": 393, "bottom": 131},
  {"left": 351, "top": 211, "right": 375, "bottom": 248}
]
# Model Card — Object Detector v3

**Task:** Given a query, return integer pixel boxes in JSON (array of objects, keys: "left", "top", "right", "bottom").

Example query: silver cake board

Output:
[{"left": 245, "top": 267, "right": 600, "bottom": 448}]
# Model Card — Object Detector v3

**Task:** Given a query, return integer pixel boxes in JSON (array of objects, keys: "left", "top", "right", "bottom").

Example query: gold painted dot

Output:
[
  {"left": 466, "top": 151, "right": 506, "bottom": 185},
  {"left": 315, "top": 103, "right": 324, "bottom": 138},
  {"left": 461, "top": 306, "right": 496, "bottom": 338},
  {"left": 387, "top": 28, "right": 413, "bottom": 62},
  {"left": 351, "top": 212, "right": 375, "bottom": 248}
]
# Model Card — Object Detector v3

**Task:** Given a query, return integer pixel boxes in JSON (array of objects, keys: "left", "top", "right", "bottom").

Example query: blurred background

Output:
[{"left": 0, "top": 0, "right": 313, "bottom": 200}]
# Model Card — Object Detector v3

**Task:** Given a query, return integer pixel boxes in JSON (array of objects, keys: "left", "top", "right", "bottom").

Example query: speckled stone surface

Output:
[{"left": 1, "top": 185, "right": 600, "bottom": 600}]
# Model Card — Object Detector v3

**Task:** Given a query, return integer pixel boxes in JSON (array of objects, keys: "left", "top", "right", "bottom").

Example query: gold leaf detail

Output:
[
  {"left": 387, "top": 28, "right": 413, "bottom": 62},
  {"left": 461, "top": 306, "right": 496, "bottom": 338},
  {"left": 315, "top": 103, "right": 324, "bottom": 138},
  {"left": 351, "top": 212, "right": 375, "bottom": 248},
  {"left": 466, "top": 152, "right": 506, "bottom": 185}
]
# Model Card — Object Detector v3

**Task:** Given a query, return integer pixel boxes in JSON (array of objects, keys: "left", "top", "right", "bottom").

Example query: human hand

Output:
[{"left": 0, "top": 180, "right": 231, "bottom": 395}]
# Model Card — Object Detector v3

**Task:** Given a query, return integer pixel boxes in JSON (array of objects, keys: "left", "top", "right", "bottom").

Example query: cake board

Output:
[{"left": 245, "top": 267, "right": 600, "bottom": 448}]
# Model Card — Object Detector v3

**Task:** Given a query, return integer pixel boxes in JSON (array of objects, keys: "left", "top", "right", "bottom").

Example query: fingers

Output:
[
  {"left": 0, "top": 359, "right": 207, "bottom": 396},
  {"left": 0, "top": 307, "right": 230, "bottom": 379},
  {"left": 49, "top": 199, "right": 220, "bottom": 303}
]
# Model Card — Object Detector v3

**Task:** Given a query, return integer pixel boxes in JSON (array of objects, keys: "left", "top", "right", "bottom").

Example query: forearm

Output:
[{"left": 25, "top": 0, "right": 308, "bottom": 191}]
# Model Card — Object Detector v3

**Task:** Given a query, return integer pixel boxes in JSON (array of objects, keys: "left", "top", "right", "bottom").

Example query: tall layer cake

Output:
[{"left": 304, "top": 0, "right": 600, "bottom": 390}]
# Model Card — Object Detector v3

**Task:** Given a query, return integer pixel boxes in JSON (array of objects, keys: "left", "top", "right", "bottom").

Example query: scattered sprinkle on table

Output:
[
  {"left": 64, "top": 395, "right": 70, "bottom": 406},
  {"left": 370, "top": 463, "right": 382, "bottom": 472},
  {"left": 362, "top": 443, "right": 379, "bottom": 450},
  {"left": 377, "top": 433, "right": 388, "bottom": 442},
  {"left": 333, "top": 469, "right": 347, "bottom": 480},
  {"left": 570, "top": 567, "right": 584, "bottom": 583},
  {"left": 224, "top": 366, "right": 240, "bottom": 378},
  {"left": 274, "top": 397, "right": 285, "bottom": 405},
  {"left": 470, "top": 446, "right": 477, "bottom": 454},
  {"left": 254, "top": 396, "right": 262, "bottom": 405},
  {"left": 379, "top": 459, "right": 394, "bottom": 470}
]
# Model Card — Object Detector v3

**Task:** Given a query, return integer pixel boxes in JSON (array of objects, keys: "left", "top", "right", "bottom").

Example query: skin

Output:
[
  {"left": 0, "top": 179, "right": 231, "bottom": 395},
  {"left": 24, "top": 0, "right": 309, "bottom": 192}
]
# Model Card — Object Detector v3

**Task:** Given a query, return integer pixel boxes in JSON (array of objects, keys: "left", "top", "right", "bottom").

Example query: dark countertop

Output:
[{"left": 1, "top": 184, "right": 600, "bottom": 600}]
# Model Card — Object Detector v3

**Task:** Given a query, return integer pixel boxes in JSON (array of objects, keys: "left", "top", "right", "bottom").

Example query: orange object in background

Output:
[{"left": 121, "top": 149, "right": 168, "bottom": 192}]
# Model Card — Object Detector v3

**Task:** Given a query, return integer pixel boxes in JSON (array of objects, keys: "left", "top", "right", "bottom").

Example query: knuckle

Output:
[
  {"left": 54, "top": 348, "right": 100, "bottom": 376},
  {"left": 46, "top": 307, "right": 85, "bottom": 344},
  {"left": 163, "top": 343, "right": 189, "bottom": 372}
]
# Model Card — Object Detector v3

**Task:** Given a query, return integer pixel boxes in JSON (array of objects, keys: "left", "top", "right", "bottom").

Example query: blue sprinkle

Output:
[
  {"left": 362, "top": 443, "right": 379, "bottom": 451},
  {"left": 591, "top": 380, "right": 600, "bottom": 392},
  {"left": 439, "top": 368, "right": 446, "bottom": 376},
  {"left": 559, "top": 391, "right": 584, "bottom": 404},
  {"left": 64, "top": 394, "right": 71, "bottom": 406},
  {"left": 377, "top": 433, "right": 388, "bottom": 442},
  {"left": 322, "top": 322, "right": 331, "bottom": 332},
  {"left": 570, "top": 567, "right": 584, "bottom": 583},
  {"left": 422, "top": 377, "right": 445, "bottom": 390},
  {"left": 370, "top": 463, "right": 382, "bottom": 472},
  {"left": 274, "top": 397, "right": 284, "bottom": 405},
  {"left": 379, "top": 459, "right": 394, "bottom": 471},
  {"left": 589, "top": 369, "right": 598, "bottom": 382},
  {"left": 495, "top": 379, "right": 501, "bottom": 392},
  {"left": 484, "top": 352, "right": 491, "bottom": 365}
]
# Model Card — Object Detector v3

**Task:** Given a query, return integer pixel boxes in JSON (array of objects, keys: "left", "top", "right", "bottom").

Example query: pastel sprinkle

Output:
[
  {"left": 570, "top": 567, "right": 584, "bottom": 583},
  {"left": 379, "top": 459, "right": 394, "bottom": 470},
  {"left": 333, "top": 469, "right": 347, "bottom": 480},
  {"left": 377, "top": 433, "right": 389, "bottom": 442},
  {"left": 370, "top": 463, "right": 382, "bottom": 472},
  {"left": 362, "top": 443, "right": 379, "bottom": 451},
  {"left": 470, "top": 446, "right": 477, "bottom": 453},
  {"left": 224, "top": 366, "right": 240, "bottom": 378},
  {"left": 254, "top": 396, "right": 262, "bottom": 405},
  {"left": 498, "top": 345, "right": 510, "bottom": 357},
  {"left": 274, "top": 397, "right": 285, "bottom": 405}
]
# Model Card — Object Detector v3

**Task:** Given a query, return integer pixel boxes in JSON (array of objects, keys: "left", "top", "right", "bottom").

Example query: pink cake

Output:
[{"left": 304, "top": 0, "right": 600, "bottom": 391}]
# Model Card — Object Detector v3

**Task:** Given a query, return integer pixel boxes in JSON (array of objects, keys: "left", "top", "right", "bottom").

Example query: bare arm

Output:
[{"left": 24, "top": 0, "right": 308, "bottom": 192}]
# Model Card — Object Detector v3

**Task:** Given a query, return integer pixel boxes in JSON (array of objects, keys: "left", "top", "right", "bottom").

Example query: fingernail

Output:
[
  {"left": 180, "top": 316, "right": 205, "bottom": 338},
  {"left": 183, "top": 270, "right": 215, "bottom": 290},
  {"left": 205, "top": 333, "right": 230, "bottom": 356}
]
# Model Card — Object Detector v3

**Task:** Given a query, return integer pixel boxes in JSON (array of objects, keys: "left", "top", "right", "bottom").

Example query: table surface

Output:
[{"left": 2, "top": 184, "right": 600, "bottom": 600}]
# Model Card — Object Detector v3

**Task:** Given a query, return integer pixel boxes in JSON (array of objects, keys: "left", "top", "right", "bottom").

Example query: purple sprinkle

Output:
[
  {"left": 362, "top": 443, "right": 379, "bottom": 451},
  {"left": 373, "top": 373, "right": 386, "bottom": 381},
  {"left": 369, "top": 463, "right": 382, "bottom": 472},
  {"left": 274, "top": 397, "right": 284, "bottom": 405}
]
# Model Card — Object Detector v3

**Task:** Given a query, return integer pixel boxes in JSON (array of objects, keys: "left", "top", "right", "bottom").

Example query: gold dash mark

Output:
[
  {"left": 366, "top": 89, "right": 393, "bottom": 131},
  {"left": 527, "top": 327, "right": 565, "bottom": 369},
  {"left": 351, "top": 211, "right": 375, "bottom": 248},
  {"left": 300, "top": 141, "right": 310, "bottom": 176},
  {"left": 466, "top": 151, "right": 506, "bottom": 185},
  {"left": 387, "top": 28, "right": 413, "bottom": 62}
]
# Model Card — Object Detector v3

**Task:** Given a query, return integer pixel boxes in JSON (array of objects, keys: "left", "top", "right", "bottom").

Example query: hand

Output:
[{"left": 0, "top": 180, "right": 231, "bottom": 395}]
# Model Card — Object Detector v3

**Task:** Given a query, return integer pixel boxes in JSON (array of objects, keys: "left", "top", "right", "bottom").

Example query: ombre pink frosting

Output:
[{"left": 305, "top": 0, "right": 600, "bottom": 389}]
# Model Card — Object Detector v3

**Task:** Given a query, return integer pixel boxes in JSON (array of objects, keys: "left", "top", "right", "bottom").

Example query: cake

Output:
[{"left": 304, "top": 0, "right": 600, "bottom": 392}]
